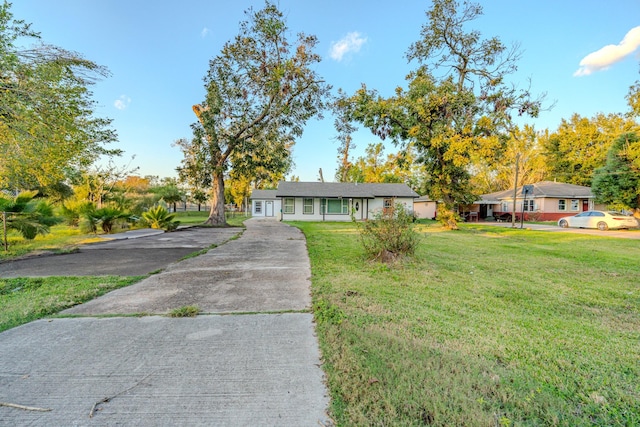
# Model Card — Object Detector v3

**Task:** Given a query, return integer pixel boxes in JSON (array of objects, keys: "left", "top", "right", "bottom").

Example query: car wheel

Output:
[
  {"left": 597, "top": 221, "right": 609, "bottom": 231},
  {"left": 559, "top": 219, "right": 568, "bottom": 228}
]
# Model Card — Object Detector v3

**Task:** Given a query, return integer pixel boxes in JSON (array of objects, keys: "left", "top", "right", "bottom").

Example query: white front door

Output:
[{"left": 265, "top": 201, "right": 274, "bottom": 217}]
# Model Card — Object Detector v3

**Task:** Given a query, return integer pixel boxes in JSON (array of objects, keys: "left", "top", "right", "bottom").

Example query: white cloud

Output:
[
  {"left": 114, "top": 95, "right": 131, "bottom": 110},
  {"left": 201, "top": 27, "right": 210, "bottom": 38},
  {"left": 329, "top": 32, "right": 367, "bottom": 62},
  {"left": 574, "top": 26, "right": 640, "bottom": 76}
]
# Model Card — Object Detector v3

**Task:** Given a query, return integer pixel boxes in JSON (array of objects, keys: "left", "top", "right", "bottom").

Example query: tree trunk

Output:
[{"left": 206, "top": 170, "right": 227, "bottom": 226}]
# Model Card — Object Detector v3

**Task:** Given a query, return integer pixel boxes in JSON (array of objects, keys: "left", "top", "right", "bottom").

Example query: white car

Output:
[{"left": 558, "top": 211, "right": 639, "bottom": 231}]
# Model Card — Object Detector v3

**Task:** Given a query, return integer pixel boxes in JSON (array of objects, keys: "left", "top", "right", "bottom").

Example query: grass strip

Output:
[{"left": 0, "top": 276, "right": 143, "bottom": 332}]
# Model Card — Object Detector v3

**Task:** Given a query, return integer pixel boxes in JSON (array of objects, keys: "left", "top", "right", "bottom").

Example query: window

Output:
[
  {"left": 571, "top": 199, "right": 579, "bottom": 211},
  {"left": 303, "top": 198, "right": 314, "bottom": 214},
  {"left": 383, "top": 198, "right": 393, "bottom": 209},
  {"left": 284, "top": 198, "right": 295, "bottom": 214},
  {"left": 323, "top": 198, "right": 348, "bottom": 214},
  {"left": 523, "top": 200, "right": 534, "bottom": 211},
  {"left": 254, "top": 201, "right": 262, "bottom": 214},
  {"left": 558, "top": 199, "right": 566, "bottom": 211}
]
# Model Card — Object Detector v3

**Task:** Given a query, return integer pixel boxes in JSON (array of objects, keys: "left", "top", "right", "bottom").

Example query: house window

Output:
[
  {"left": 254, "top": 201, "right": 262, "bottom": 214},
  {"left": 570, "top": 199, "right": 579, "bottom": 211},
  {"left": 284, "top": 198, "right": 295, "bottom": 214},
  {"left": 501, "top": 202, "right": 509, "bottom": 212},
  {"left": 383, "top": 198, "right": 393, "bottom": 209},
  {"left": 523, "top": 200, "right": 534, "bottom": 211},
  {"left": 303, "top": 198, "right": 314, "bottom": 214},
  {"left": 323, "top": 198, "right": 348, "bottom": 214},
  {"left": 558, "top": 199, "right": 566, "bottom": 211}
]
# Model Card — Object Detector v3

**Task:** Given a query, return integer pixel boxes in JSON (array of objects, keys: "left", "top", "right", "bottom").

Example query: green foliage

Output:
[
  {"left": 80, "top": 206, "right": 129, "bottom": 234},
  {"left": 336, "top": 0, "right": 542, "bottom": 228},
  {"left": 149, "top": 183, "right": 184, "bottom": 211},
  {"left": 0, "top": 2, "right": 119, "bottom": 191},
  {"left": 168, "top": 305, "right": 199, "bottom": 318},
  {"left": 0, "top": 276, "right": 141, "bottom": 332},
  {"left": 592, "top": 132, "right": 640, "bottom": 212},
  {"left": 357, "top": 203, "right": 420, "bottom": 263},
  {"left": 141, "top": 205, "right": 180, "bottom": 231},
  {"left": 435, "top": 206, "right": 462, "bottom": 230},
  {"left": 178, "top": 1, "right": 330, "bottom": 225},
  {"left": 0, "top": 190, "right": 59, "bottom": 241},
  {"left": 60, "top": 200, "right": 96, "bottom": 226},
  {"left": 542, "top": 113, "right": 639, "bottom": 186}
]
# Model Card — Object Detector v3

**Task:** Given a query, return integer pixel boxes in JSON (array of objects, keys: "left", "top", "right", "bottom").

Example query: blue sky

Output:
[{"left": 12, "top": 1, "right": 640, "bottom": 182}]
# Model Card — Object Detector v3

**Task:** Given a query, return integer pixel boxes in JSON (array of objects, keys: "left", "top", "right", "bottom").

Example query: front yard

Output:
[{"left": 294, "top": 221, "right": 639, "bottom": 426}]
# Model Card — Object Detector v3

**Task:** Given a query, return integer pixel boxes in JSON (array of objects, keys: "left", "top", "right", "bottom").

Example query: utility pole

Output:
[{"left": 511, "top": 154, "right": 520, "bottom": 228}]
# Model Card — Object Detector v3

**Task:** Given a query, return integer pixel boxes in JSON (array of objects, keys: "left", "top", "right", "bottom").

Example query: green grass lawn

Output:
[
  {"left": 293, "top": 221, "right": 640, "bottom": 426},
  {"left": 0, "top": 276, "right": 142, "bottom": 332}
]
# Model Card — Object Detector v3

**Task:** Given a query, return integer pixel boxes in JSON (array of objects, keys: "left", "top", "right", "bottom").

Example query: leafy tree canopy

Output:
[
  {"left": 335, "top": 0, "right": 542, "bottom": 228},
  {"left": 0, "top": 1, "right": 119, "bottom": 192},
  {"left": 178, "top": 1, "right": 330, "bottom": 225},
  {"left": 542, "top": 112, "right": 639, "bottom": 186},
  {"left": 592, "top": 132, "right": 640, "bottom": 214}
]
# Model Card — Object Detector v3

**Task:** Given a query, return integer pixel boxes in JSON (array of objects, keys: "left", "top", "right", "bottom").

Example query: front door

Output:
[
  {"left": 265, "top": 201, "right": 274, "bottom": 217},
  {"left": 582, "top": 200, "right": 589, "bottom": 211}
]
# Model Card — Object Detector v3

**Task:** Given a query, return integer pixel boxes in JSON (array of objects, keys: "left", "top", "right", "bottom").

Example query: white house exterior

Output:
[
  {"left": 250, "top": 189, "right": 280, "bottom": 217},
  {"left": 413, "top": 195, "right": 437, "bottom": 220},
  {"left": 275, "top": 181, "right": 419, "bottom": 221}
]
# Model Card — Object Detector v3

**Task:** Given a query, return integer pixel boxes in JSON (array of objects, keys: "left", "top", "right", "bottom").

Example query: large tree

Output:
[
  {"left": 470, "top": 124, "right": 548, "bottom": 194},
  {"left": 336, "top": 0, "right": 541, "bottom": 228},
  {"left": 0, "top": 1, "right": 119, "bottom": 191},
  {"left": 592, "top": 132, "right": 640, "bottom": 216},
  {"left": 542, "top": 112, "right": 639, "bottom": 186},
  {"left": 180, "top": 2, "right": 330, "bottom": 225}
]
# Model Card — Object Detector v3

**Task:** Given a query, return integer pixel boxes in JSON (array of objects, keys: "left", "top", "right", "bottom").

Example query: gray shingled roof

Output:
[
  {"left": 249, "top": 189, "right": 278, "bottom": 200},
  {"left": 275, "top": 181, "right": 419, "bottom": 198},
  {"left": 480, "top": 181, "right": 594, "bottom": 202}
]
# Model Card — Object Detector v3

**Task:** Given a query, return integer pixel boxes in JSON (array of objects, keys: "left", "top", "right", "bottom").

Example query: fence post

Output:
[{"left": 2, "top": 211, "right": 7, "bottom": 252}]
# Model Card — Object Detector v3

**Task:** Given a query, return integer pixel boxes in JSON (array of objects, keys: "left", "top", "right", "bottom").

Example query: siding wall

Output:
[{"left": 279, "top": 197, "right": 415, "bottom": 221}]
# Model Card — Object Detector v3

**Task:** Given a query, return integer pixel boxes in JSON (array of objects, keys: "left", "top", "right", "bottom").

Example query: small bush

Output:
[
  {"left": 140, "top": 205, "right": 180, "bottom": 231},
  {"left": 357, "top": 203, "right": 420, "bottom": 263},
  {"left": 436, "top": 207, "right": 461, "bottom": 230}
]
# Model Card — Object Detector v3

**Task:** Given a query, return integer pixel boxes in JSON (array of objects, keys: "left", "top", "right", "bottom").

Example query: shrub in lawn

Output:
[
  {"left": 436, "top": 206, "right": 461, "bottom": 230},
  {"left": 357, "top": 203, "right": 420, "bottom": 263},
  {"left": 141, "top": 205, "right": 180, "bottom": 231}
]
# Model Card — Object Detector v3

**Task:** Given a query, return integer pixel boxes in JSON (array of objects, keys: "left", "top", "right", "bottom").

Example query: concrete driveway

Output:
[
  {"left": 0, "top": 226, "right": 243, "bottom": 278},
  {"left": 0, "top": 218, "right": 331, "bottom": 426}
]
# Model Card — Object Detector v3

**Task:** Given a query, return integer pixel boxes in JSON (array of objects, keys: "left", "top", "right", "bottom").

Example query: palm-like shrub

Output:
[
  {"left": 0, "top": 191, "right": 60, "bottom": 240},
  {"left": 80, "top": 206, "right": 130, "bottom": 234},
  {"left": 60, "top": 200, "right": 96, "bottom": 226},
  {"left": 141, "top": 205, "right": 180, "bottom": 231}
]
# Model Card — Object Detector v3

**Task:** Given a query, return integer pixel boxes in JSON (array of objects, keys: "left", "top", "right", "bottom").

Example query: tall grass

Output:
[{"left": 294, "top": 221, "right": 640, "bottom": 426}]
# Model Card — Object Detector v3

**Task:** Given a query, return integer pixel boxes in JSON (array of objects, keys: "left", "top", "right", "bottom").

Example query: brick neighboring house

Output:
[{"left": 476, "top": 181, "right": 607, "bottom": 221}]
